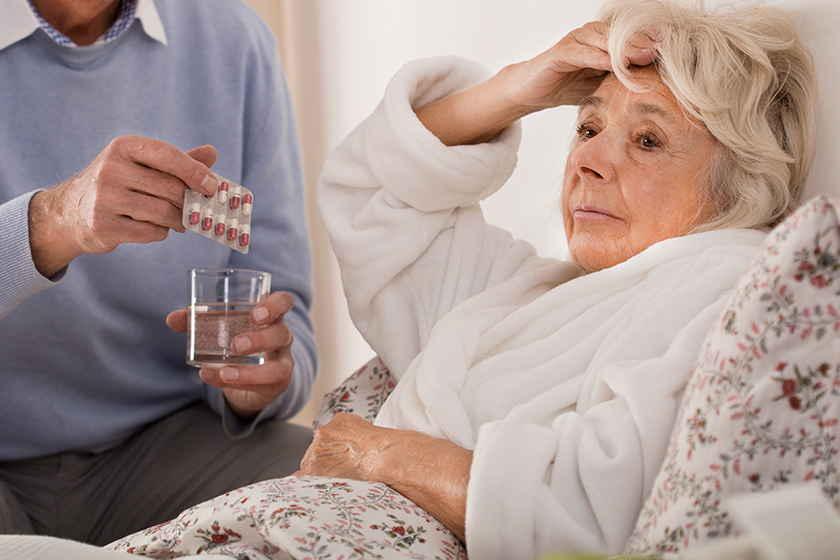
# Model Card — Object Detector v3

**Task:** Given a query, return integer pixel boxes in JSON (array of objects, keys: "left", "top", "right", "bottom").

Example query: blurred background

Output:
[{"left": 242, "top": 0, "right": 602, "bottom": 426}]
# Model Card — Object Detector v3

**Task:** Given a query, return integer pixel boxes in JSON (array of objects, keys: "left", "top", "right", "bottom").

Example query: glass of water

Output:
[{"left": 187, "top": 268, "right": 271, "bottom": 367}]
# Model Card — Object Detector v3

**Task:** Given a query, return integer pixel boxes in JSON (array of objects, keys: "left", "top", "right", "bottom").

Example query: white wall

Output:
[{"left": 246, "top": 0, "right": 603, "bottom": 426}]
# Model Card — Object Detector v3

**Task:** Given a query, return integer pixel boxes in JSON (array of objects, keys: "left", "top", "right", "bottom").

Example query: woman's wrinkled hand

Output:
[
  {"left": 503, "top": 21, "right": 657, "bottom": 110},
  {"left": 166, "top": 291, "right": 297, "bottom": 419},
  {"left": 298, "top": 413, "right": 394, "bottom": 481},
  {"left": 298, "top": 413, "right": 473, "bottom": 542}
]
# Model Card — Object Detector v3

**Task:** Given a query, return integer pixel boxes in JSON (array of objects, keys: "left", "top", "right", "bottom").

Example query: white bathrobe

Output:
[{"left": 317, "top": 56, "right": 767, "bottom": 559}]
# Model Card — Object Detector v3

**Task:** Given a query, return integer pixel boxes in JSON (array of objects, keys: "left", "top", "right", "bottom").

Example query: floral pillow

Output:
[
  {"left": 624, "top": 196, "right": 840, "bottom": 557},
  {"left": 313, "top": 356, "right": 396, "bottom": 429},
  {"left": 108, "top": 476, "right": 466, "bottom": 559}
]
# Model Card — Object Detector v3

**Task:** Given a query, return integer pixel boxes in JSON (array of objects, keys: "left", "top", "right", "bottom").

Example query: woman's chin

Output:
[{"left": 568, "top": 236, "right": 630, "bottom": 274}]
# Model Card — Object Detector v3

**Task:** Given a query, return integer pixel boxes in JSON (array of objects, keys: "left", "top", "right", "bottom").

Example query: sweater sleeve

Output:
[
  {"left": 0, "top": 191, "right": 65, "bottom": 319},
  {"left": 317, "top": 56, "right": 543, "bottom": 379}
]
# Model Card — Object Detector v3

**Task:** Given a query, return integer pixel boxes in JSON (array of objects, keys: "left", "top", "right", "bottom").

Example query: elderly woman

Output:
[
  {"left": 303, "top": 0, "right": 814, "bottom": 555},
  {"left": 91, "top": 0, "right": 816, "bottom": 559}
]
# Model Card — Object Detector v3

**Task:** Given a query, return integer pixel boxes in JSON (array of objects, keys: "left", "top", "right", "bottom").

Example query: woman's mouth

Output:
[{"left": 572, "top": 204, "right": 620, "bottom": 221}]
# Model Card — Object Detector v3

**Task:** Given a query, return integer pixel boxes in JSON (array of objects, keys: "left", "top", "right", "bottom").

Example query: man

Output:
[{"left": 0, "top": 0, "right": 317, "bottom": 545}]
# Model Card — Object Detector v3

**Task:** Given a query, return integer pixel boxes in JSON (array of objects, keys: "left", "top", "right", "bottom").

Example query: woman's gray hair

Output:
[{"left": 599, "top": 0, "right": 817, "bottom": 230}]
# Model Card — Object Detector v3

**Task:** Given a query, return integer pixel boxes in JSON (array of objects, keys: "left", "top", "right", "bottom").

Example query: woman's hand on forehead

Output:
[
  {"left": 619, "top": 29, "right": 658, "bottom": 69},
  {"left": 414, "top": 21, "right": 657, "bottom": 148},
  {"left": 507, "top": 21, "right": 658, "bottom": 111}
]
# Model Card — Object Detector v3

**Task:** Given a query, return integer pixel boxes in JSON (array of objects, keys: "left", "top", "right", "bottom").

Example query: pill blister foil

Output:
[{"left": 182, "top": 173, "right": 253, "bottom": 254}]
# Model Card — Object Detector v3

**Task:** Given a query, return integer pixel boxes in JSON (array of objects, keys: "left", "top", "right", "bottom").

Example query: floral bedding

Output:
[
  {"left": 107, "top": 476, "right": 465, "bottom": 559},
  {"left": 313, "top": 356, "right": 395, "bottom": 430}
]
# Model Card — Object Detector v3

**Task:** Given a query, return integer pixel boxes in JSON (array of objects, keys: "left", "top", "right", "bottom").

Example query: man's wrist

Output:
[{"left": 28, "top": 189, "right": 79, "bottom": 278}]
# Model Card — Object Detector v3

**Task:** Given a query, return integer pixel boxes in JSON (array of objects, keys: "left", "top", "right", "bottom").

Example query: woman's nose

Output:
[{"left": 569, "top": 132, "right": 616, "bottom": 183}]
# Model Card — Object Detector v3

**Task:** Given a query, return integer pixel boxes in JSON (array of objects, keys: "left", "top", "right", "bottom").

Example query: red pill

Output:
[
  {"left": 242, "top": 193, "right": 253, "bottom": 216},
  {"left": 217, "top": 181, "right": 229, "bottom": 204},
  {"left": 226, "top": 218, "right": 239, "bottom": 242},
  {"left": 188, "top": 203, "right": 200, "bottom": 225},
  {"left": 200, "top": 207, "right": 213, "bottom": 231},
  {"left": 239, "top": 224, "right": 250, "bottom": 247},
  {"left": 214, "top": 213, "right": 226, "bottom": 237},
  {"left": 229, "top": 186, "right": 241, "bottom": 210}
]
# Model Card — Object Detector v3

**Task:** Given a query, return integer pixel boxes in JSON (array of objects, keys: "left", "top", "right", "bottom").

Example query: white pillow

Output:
[{"left": 770, "top": 0, "right": 840, "bottom": 202}]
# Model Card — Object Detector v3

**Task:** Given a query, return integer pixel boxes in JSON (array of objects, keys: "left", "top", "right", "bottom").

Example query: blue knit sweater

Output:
[{"left": 0, "top": 0, "right": 317, "bottom": 460}]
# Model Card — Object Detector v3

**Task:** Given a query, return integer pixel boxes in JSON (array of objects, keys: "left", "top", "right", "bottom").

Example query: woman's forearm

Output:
[
  {"left": 374, "top": 430, "right": 473, "bottom": 542},
  {"left": 415, "top": 65, "right": 533, "bottom": 147}
]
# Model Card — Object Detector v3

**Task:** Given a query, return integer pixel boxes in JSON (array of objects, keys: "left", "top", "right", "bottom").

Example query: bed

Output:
[{"left": 1, "top": 0, "right": 839, "bottom": 558}]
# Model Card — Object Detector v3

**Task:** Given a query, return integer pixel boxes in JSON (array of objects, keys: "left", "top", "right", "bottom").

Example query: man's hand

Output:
[
  {"left": 28, "top": 135, "right": 218, "bottom": 277},
  {"left": 167, "top": 291, "right": 297, "bottom": 419}
]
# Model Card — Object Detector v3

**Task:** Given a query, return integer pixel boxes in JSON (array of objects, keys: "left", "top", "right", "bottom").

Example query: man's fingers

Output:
[
  {"left": 113, "top": 185, "right": 186, "bottom": 230},
  {"left": 166, "top": 308, "right": 189, "bottom": 333},
  {"left": 232, "top": 322, "right": 293, "bottom": 357},
  {"left": 113, "top": 135, "right": 218, "bottom": 196},
  {"left": 186, "top": 145, "right": 218, "bottom": 169},
  {"left": 220, "top": 361, "right": 294, "bottom": 388},
  {"left": 198, "top": 361, "right": 293, "bottom": 396},
  {"left": 252, "top": 292, "right": 295, "bottom": 326}
]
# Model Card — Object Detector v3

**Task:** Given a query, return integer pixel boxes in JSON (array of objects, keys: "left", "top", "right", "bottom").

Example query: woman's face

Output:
[{"left": 561, "top": 67, "right": 717, "bottom": 273}]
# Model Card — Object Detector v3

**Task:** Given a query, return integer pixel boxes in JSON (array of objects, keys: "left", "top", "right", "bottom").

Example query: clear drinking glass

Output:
[{"left": 187, "top": 268, "right": 271, "bottom": 367}]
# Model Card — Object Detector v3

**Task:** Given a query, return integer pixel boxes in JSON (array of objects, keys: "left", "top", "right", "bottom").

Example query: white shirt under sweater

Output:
[{"left": 317, "top": 56, "right": 767, "bottom": 559}]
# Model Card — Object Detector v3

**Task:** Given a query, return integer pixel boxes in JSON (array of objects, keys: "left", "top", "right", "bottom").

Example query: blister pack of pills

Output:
[{"left": 182, "top": 173, "right": 254, "bottom": 254}]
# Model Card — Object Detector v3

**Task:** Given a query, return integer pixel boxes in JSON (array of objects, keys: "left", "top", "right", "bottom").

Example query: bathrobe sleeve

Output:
[{"left": 317, "top": 56, "right": 562, "bottom": 378}]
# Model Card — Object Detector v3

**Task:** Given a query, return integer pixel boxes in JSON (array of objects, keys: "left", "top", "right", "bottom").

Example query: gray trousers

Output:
[{"left": 0, "top": 402, "right": 313, "bottom": 546}]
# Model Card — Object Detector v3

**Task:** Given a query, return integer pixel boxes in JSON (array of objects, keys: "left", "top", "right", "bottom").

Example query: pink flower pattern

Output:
[
  {"left": 108, "top": 476, "right": 466, "bottom": 559},
  {"left": 624, "top": 197, "right": 840, "bottom": 557},
  {"left": 313, "top": 357, "right": 396, "bottom": 429}
]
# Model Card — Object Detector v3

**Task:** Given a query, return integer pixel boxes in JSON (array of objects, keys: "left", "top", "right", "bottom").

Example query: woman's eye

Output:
[
  {"left": 636, "top": 133, "right": 661, "bottom": 150},
  {"left": 576, "top": 124, "right": 597, "bottom": 141}
]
